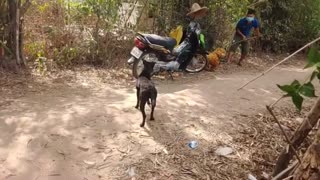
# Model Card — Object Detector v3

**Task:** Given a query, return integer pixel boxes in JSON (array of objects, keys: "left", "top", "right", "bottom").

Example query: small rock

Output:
[
  {"left": 101, "top": 153, "right": 108, "bottom": 161},
  {"left": 248, "top": 174, "right": 257, "bottom": 180},
  {"left": 127, "top": 167, "right": 135, "bottom": 177},
  {"left": 83, "top": 160, "right": 96, "bottom": 168},
  {"left": 163, "top": 148, "right": 169, "bottom": 155},
  {"left": 78, "top": 146, "right": 90, "bottom": 152},
  {"left": 214, "top": 146, "right": 233, "bottom": 156},
  {"left": 295, "top": 118, "right": 304, "bottom": 124},
  {"left": 261, "top": 172, "right": 270, "bottom": 179},
  {"left": 273, "top": 123, "right": 290, "bottom": 132}
]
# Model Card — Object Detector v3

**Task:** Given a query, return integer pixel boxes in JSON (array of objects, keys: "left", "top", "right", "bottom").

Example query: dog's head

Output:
[{"left": 139, "top": 60, "right": 155, "bottom": 79}]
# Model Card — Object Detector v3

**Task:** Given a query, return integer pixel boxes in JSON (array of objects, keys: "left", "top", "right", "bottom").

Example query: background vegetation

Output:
[{"left": 0, "top": 0, "right": 320, "bottom": 70}]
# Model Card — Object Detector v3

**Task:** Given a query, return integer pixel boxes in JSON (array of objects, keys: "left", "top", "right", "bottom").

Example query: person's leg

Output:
[
  {"left": 238, "top": 41, "right": 249, "bottom": 66},
  {"left": 161, "top": 40, "right": 191, "bottom": 71},
  {"left": 227, "top": 35, "right": 241, "bottom": 63},
  {"left": 226, "top": 51, "right": 234, "bottom": 63},
  {"left": 177, "top": 50, "right": 193, "bottom": 70}
]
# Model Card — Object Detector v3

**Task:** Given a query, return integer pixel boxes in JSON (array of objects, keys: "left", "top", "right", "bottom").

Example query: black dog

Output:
[{"left": 135, "top": 61, "right": 157, "bottom": 127}]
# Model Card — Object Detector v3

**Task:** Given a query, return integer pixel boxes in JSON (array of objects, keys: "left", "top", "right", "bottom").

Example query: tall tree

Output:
[{"left": 0, "top": 0, "right": 31, "bottom": 70}]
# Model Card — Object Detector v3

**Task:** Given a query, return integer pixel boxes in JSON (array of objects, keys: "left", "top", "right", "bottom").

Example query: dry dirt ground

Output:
[{"left": 0, "top": 56, "right": 316, "bottom": 180}]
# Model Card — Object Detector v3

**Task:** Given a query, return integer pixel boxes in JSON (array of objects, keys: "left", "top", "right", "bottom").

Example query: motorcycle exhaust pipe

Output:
[{"left": 127, "top": 56, "right": 135, "bottom": 65}]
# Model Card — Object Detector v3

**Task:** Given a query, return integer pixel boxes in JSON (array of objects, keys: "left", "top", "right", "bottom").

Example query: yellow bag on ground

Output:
[{"left": 169, "top": 25, "right": 183, "bottom": 46}]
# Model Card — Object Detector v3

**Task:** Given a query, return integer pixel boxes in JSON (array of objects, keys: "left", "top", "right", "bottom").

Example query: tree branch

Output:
[
  {"left": 272, "top": 160, "right": 298, "bottom": 180},
  {"left": 238, "top": 36, "right": 320, "bottom": 91},
  {"left": 267, "top": 106, "right": 302, "bottom": 164}
]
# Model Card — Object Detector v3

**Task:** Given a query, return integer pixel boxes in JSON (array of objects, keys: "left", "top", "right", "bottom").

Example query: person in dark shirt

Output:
[{"left": 227, "top": 8, "right": 261, "bottom": 66}]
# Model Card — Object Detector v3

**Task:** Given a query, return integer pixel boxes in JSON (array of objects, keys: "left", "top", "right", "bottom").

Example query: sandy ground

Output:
[{"left": 0, "top": 59, "right": 314, "bottom": 180}]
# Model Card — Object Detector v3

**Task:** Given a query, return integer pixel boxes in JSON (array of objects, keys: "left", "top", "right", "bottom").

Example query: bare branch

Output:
[
  {"left": 272, "top": 161, "right": 298, "bottom": 180},
  {"left": 266, "top": 106, "right": 302, "bottom": 164},
  {"left": 269, "top": 96, "right": 286, "bottom": 109},
  {"left": 238, "top": 36, "right": 320, "bottom": 91}
]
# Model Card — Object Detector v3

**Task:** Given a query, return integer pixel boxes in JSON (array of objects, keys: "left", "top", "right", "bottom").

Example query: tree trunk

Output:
[
  {"left": 2, "top": 0, "right": 30, "bottom": 70},
  {"left": 293, "top": 129, "right": 320, "bottom": 180},
  {"left": 5, "top": 0, "right": 22, "bottom": 70},
  {"left": 273, "top": 98, "right": 320, "bottom": 176},
  {"left": 19, "top": 17, "right": 26, "bottom": 67},
  {"left": 15, "top": 0, "right": 21, "bottom": 66}
]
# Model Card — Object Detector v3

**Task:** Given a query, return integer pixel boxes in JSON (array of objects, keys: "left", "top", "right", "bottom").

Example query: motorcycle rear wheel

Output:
[
  {"left": 185, "top": 53, "right": 208, "bottom": 73},
  {"left": 132, "top": 53, "right": 158, "bottom": 79},
  {"left": 132, "top": 57, "right": 144, "bottom": 79}
]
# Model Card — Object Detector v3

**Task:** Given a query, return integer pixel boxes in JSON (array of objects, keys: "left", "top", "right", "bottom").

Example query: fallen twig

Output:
[
  {"left": 238, "top": 36, "right": 320, "bottom": 90},
  {"left": 266, "top": 106, "right": 302, "bottom": 165},
  {"left": 282, "top": 175, "right": 294, "bottom": 180}
]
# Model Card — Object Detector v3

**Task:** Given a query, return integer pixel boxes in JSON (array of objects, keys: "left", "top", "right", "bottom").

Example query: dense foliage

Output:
[
  {"left": 259, "top": 0, "right": 320, "bottom": 52},
  {"left": 1, "top": 0, "right": 320, "bottom": 69}
]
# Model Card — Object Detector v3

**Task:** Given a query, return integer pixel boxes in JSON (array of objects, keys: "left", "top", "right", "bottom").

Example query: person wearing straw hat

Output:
[
  {"left": 162, "top": 3, "right": 208, "bottom": 71},
  {"left": 226, "top": 8, "right": 261, "bottom": 66}
]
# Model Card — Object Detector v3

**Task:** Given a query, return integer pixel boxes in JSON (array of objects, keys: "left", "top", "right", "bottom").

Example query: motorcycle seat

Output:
[{"left": 141, "top": 34, "right": 177, "bottom": 51}]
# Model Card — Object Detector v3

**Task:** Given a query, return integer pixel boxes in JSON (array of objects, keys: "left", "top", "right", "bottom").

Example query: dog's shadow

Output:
[{"left": 142, "top": 108, "right": 190, "bottom": 151}]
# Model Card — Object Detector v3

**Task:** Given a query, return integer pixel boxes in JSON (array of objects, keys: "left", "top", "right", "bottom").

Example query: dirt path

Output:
[{"left": 0, "top": 65, "right": 310, "bottom": 180}]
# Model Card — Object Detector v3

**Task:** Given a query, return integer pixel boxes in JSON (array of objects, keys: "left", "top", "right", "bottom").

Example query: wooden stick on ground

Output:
[
  {"left": 266, "top": 106, "right": 302, "bottom": 164},
  {"left": 226, "top": 36, "right": 259, "bottom": 51},
  {"left": 238, "top": 36, "right": 320, "bottom": 91}
]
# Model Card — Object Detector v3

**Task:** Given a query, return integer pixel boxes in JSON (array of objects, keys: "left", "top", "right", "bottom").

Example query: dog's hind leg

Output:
[
  {"left": 150, "top": 99, "right": 156, "bottom": 121},
  {"left": 150, "top": 91, "right": 157, "bottom": 121},
  {"left": 139, "top": 98, "right": 147, "bottom": 127},
  {"left": 168, "top": 71, "right": 174, "bottom": 81},
  {"left": 135, "top": 87, "right": 140, "bottom": 109}
]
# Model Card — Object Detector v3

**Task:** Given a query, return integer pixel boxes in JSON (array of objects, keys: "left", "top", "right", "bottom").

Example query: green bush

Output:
[{"left": 259, "top": 0, "right": 320, "bottom": 52}]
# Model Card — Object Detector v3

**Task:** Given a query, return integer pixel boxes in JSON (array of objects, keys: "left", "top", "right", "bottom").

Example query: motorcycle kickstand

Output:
[{"left": 167, "top": 71, "right": 174, "bottom": 81}]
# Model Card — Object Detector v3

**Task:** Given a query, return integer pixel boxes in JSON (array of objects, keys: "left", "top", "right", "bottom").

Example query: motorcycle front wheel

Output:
[{"left": 185, "top": 53, "right": 208, "bottom": 73}]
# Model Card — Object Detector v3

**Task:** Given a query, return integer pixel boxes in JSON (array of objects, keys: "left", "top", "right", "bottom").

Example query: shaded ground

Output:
[{"left": 0, "top": 56, "right": 315, "bottom": 180}]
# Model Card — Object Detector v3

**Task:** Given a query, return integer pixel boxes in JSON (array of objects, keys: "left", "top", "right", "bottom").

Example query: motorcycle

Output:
[{"left": 127, "top": 32, "right": 208, "bottom": 78}]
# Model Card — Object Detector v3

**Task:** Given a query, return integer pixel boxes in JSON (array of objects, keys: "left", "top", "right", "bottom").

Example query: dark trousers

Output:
[{"left": 177, "top": 50, "right": 193, "bottom": 70}]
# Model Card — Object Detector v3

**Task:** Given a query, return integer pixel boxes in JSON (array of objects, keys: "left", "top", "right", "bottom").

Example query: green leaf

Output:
[
  {"left": 291, "top": 80, "right": 301, "bottom": 88},
  {"left": 277, "top": 80, "right": 301, "bottom": 95},
  {"left": 277, "top": 84, "right": 295, "bottom": 94},
  {"left": 299, "top": 82, "right": 317, "bottom": 97},
  {"left": 292, "top": 93, "right": 303, "bottom": 111},
  {"left": 305, "top": 47, "right": 320, "bottom": 69},
  {"left": 317, "top": 67, "right": 320, "bottom": 80}
]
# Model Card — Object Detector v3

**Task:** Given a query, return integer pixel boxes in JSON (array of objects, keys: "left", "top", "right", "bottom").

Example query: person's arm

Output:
[
  {"left": 253, "top": 20, "right": 261, "bottom": 37},
  {"left": 236, "top": 28, "right": 246, "bottom": 39},
  {"left": 236, "top": 20, "right": 246, "bottom": 39},
  {"left": 254, "top": 27, "right": 261, "bottom": 37}
]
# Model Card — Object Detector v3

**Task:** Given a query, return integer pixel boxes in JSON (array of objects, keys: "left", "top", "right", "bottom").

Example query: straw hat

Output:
[{"left": 186, "top": 3, "right": 209, "bottom": 18}]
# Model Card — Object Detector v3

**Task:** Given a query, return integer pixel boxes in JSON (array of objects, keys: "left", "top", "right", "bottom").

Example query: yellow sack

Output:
[{"left": 169, "top": 25, "right": 183, "bottom": 46}]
